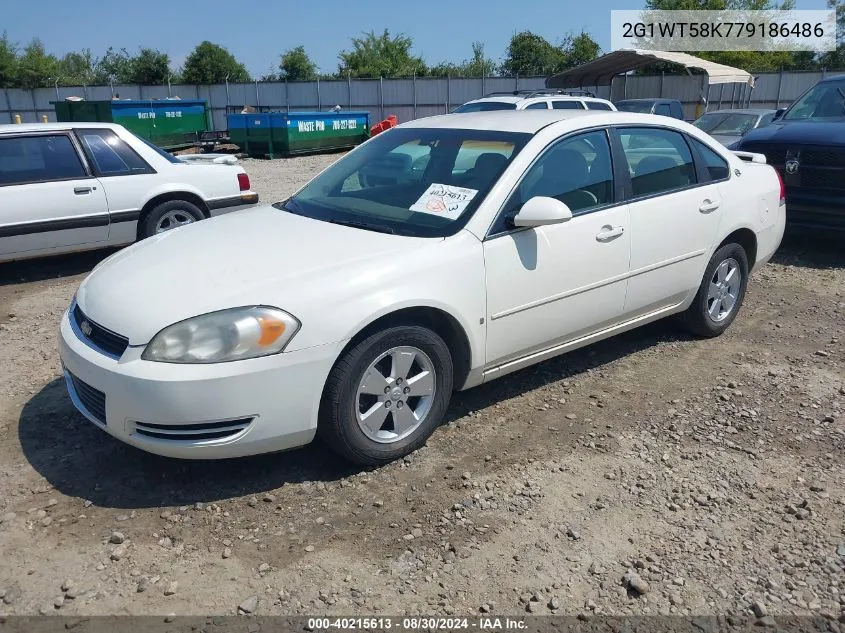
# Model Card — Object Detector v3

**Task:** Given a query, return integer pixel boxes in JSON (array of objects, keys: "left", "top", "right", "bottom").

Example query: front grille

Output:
[
  {"left": 73, "top": 304, "right": 129, "bottom": 358},
  {"left": 133, "top": 418, "right": 253, "bottom": 442},
  {"left": 741, "top": 143, "right": 845, "bottom": 192},
  {"left": 68, "top": 373, "right": 106, "bottom": 425}
]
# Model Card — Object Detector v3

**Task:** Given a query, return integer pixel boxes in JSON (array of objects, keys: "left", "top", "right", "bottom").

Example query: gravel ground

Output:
[{"left": 0, "top": 154, "right": 842, "bottom": 621}]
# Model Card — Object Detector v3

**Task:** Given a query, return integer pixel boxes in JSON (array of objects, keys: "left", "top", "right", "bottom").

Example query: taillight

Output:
[
  {"left": 774, "top": 167, "right": 785, "bottom": 204},
  {"left": 237, "top": 173, "right": 250, "bottom": 192}
]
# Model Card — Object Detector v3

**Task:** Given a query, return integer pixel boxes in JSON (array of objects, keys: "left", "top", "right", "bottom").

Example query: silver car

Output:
[{"left": 692, "top": 108, "right": 780, "bottom": 147}]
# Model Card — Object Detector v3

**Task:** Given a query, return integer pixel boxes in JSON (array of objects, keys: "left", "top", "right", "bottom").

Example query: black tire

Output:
[
  {"left": 680, "top": 242, "right": 749, "bottom": 338},
  {"left": 139, "top": 200, "right": 205, "bottom": 239},
  {"left": 318, "top": 325, "right": 454, "bottom": 465}
]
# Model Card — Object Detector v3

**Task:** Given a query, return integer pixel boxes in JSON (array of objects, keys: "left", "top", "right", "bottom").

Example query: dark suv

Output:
[
  {"left": 615, "top": 98, "right": 685, "bottom": 120},
  {"left": 735, "top": 75, "right": 845, "bottom": 231}
]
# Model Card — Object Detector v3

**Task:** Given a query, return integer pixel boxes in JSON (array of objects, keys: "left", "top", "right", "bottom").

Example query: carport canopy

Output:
[{"left": 546, "top": 49, "right": 754, "bottom": 89}]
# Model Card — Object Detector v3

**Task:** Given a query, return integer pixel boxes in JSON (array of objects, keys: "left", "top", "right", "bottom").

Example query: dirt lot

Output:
[{"left": 0, "top": 155, "right": 843, "bottom": 621}]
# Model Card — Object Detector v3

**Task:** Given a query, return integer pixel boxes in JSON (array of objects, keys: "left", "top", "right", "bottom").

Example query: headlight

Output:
[{"left": 142, "top": 306, "right": 300, "bottom": 364}]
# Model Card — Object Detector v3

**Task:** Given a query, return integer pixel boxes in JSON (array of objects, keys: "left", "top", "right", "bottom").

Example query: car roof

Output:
[
  {"left": 819, "top": 73, "right": 845, "bottom": 83},
  {"left": 702, "top": 108, "right": 776, "bottom": 115},
  {"left": 400, "top": 110, "right": 686, "bottom": 134},
  {"left": 0, "top": 122, "right": 119, "bottom": 135},
  {"left": 616, "top": 98, "right": 677, "bottom": 104}
]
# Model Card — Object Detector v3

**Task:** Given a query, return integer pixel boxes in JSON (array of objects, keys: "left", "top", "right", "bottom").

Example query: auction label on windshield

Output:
[
  {"left": 410, "top": 184, "right": 478, "bottom": 219},
  {"left": 610, "top": 9, "right": 836, "bottom": 52}
]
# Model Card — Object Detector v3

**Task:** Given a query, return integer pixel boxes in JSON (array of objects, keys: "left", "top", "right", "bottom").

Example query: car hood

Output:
[
  {"left": 738, "top": 121, "right": 845, "bottom": 146},
  {"left": 75, "top": 205, "right": 430, "bottom": 345},
  {"left": 710, "top": 133, "right": 741, "bottom": 147}
]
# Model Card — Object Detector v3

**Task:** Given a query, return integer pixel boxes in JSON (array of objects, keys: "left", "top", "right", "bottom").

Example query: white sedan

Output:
[
  {"left": 58, "top": 110, "right": 785, "bottom": 465},
  {"left": 0, "top": 122, "right": 258, "bottom": 263}
]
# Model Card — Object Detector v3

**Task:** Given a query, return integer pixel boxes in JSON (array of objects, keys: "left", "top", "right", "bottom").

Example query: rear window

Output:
[
  {"left": 586, "top": 101, "right": 613, "bottom": 111},
  {"left": 552, "top": 101, "right": 583, "bottom": 110},
  {"left": 0, "top": 134, "right": 87, "bottom": 185},
  {"left": 616, "top": 101, "right": 654, "bottom": 113},
  {"left": 453, "top": 101, "right": 518, "bottom": 113}
]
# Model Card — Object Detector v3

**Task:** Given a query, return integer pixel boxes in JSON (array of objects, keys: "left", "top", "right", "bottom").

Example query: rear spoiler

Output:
[{"left": 731, "top": 151, "right": 767, "bottom": 164}]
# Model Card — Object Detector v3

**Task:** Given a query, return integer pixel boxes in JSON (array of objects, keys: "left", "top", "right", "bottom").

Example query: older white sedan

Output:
[{"left": 59, "top": 110, "right": 785, "bottom": 465}]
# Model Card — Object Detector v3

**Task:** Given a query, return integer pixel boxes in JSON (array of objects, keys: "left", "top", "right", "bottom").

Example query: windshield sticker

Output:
[{"left": 410, "top": 184, "right": 479, "bottom": 219}]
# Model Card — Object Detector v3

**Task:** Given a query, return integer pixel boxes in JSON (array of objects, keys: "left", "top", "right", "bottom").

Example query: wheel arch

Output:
[
  {"left": 329, "top": 305, "right": 475, "bottom": 393},
  {"left": 137, "top": 192, "right": 210, "bottom": 240},
  {"left": 718, "top": 227, "right": 758, "bottom": 270}
]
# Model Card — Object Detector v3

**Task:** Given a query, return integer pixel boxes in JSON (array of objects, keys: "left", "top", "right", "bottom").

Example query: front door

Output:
[
  {"left": 0, "top": 133, "right": 109, "bottom": 258},
  {"left": 483, "top": 129, "right": 631, "bottom": 367}
]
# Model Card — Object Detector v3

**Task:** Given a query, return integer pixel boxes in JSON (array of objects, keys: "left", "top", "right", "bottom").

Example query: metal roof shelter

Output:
[{"left": 546, "top": 49, "right": 755, "bottom": 89}]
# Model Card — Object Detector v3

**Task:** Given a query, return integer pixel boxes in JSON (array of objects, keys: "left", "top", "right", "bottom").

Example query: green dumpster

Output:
[
  {"left": 227, "top": 111, "right": 371, "bottom": 158},
  {"left": 52, "top": 99, "right": 211, "bottom": 150}
]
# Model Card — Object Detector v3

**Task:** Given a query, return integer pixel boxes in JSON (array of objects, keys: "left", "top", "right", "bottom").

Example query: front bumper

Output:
[{"left": 58, "top": 308, "right": 340, "bottom": 459}]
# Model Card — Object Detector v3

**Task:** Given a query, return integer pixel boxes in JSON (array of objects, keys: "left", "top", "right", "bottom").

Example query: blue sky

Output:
[{"left": 3, "top": 0, "right": 832, "bottom": 77}]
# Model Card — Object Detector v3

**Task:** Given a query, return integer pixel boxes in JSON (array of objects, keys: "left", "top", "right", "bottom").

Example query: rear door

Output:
[
  {"left": 614, "top": 126, "right": 723, "bottom": 317},
  {"left": 0, "top": 132, "right": 109, "bottom": 258}
]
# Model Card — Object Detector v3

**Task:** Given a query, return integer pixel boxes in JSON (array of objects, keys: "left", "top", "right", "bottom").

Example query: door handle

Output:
[
  {"left": 74, "top": 187, "right": 92, "bottom": 195},
  {"left": 596, "top": 225, "right": 624, "bottom": 242},
  {"left": 699, "top": 199, "right": 720, "bottom": 213}
]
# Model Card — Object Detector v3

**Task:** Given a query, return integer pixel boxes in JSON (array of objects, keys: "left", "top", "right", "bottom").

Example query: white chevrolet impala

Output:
[{"left": 59, "top": 110, "right": 785, "bottom": 465}]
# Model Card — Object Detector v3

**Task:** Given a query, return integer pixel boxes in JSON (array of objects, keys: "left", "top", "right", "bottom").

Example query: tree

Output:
[
  {"left": 58, "top": 49, "right": 97, "bottom": 85},
  {"left": 338, "top": 30, "right": 427, "bottom": 78},
  {"left": 563, "top": 32, "right": 601, "bottom": 67},
  {"left": 430, "top": 42, "right": 497, "bottom": 77},
  {"left": 820, "top": 0, "right": 845, "bottom": 69},
  {"left": 15, "top": 39, "right": 59, "bottom": 89},
  {"left": 279, "top": 46, "right": 317, "bottom": 81},
  {"left": 125, "top": 48, "right": 171, "bottom": 84},
  {"left": 501, "top": 31, "right": 568, "bottom": 76},
  {"left": 93, "top": 47, "right": 134, "bottom": 83},
  {"left": 0, "top": 32, "right": 16, "bottom": 88},
  {"left": 182, "top": 41, "right": 250, "bottom": 84}
]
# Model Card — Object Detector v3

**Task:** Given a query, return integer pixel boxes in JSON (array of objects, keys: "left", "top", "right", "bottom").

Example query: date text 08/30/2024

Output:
[{"left": 306, "top": 617, "right": 528, "bottom": 630}]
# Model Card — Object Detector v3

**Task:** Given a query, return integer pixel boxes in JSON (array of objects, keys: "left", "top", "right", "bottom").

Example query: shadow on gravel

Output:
[
  {"left": 20, "top": 320, "right": 689, "bottom": 510},
  {"left": 772, "top": 230, "right": 845, "bottom": 270},
  {"left": 18, "top": 378, "right": 358, "bottom": 510},
  {"left": 0, "top": 248, "right": 119, "bottom": 286}
]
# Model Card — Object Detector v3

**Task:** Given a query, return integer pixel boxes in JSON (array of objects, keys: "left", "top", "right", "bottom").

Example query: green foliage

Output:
[
  {"left": 92, "top": 47, "right": 134, "bottom": 83},
  {"left": 182, "top": 41, "right": 250, "bottom": 84},
  {"left": 338, "top": 30, "right": 428, "bottom": 78},
  {"left": 15, "top": 39, "right": 59, "bottom": 89},
  {"left": 501, "top": 31, "right": 602, "bottom": 76},
  {"left": 279, "top": 46, "right": 317, "bottom": 81},
  {"left": 125, "top": 48, "right": 172, "bottom": 84},
  {"left": 0, "top": 32, "right": 16, "bottom": 88},
  {"left": 58, "top": 49, "right": 97, "bottom": 85},
  {"left": 430, "top": 42, "right": 497, "bottom": 77}
]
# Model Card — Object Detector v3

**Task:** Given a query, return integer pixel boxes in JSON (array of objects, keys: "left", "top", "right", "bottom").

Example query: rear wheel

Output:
[
  {"left": 140, "top": 200, "right": 204, "bottom": 239},
  {"left": 680, "top": 243, "right": 749, "bottom": 338},
  {"left": 318, "top": 325, "right": 454, "bottom": 465}
]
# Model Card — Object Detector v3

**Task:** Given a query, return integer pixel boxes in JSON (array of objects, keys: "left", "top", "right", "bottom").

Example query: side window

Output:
[
  {"left": 586, "top": 101, "right": 613, "bottom": 111},
  {"left": 618, "top": 127, "right": 696, "bottom": 197},
  {"left": 691, "top": 138, "right": 730, "bottom": 181},
  {"left": 525, "top": 102, "right": 548, "bottom": 110},
  {"left": 490, "top": 130, "right": 614, "bottom": 234},
  {"left": 78, "top": 129, "right": 152, "bottom": 176},
  {"left": 0, "top": 134, "right": 86, "bottom": 186},
  {"left": 552, "top": 101, "right": 582, "bottom": 110},
  {"left": 654, "top": 103, "right": 672, "bottom": 117},
  {"left": 759, "top": 113, "right": 775, "bottom": 127}
]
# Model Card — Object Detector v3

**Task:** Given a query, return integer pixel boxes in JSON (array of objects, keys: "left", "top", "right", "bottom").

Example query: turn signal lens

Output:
[{"left": 257, "top": 316, "right": 286, "bottom": 346}]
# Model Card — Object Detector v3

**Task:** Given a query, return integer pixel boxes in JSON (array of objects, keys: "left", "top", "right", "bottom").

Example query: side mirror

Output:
[
  {"left": 773, "top": 108, "right": 786, "bottom": 121},
  {"left": 512, "top": 196, "right": 573, "bottom": 228}
]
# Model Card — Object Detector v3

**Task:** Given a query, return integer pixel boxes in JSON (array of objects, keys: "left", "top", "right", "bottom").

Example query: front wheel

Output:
[
  {"left": 318, "top": 325, "right": 454, "bottom": 465},
  {"left": 680, "top": 242, "right": 749, "bottom": 338}
]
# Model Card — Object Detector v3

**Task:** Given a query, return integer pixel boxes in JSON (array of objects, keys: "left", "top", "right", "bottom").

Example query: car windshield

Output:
[
  {"left": 616, "top": 101, "right": 655, "bottom": 113},
  {"left": 782, "top": 79, "right": 845, "bottom": 121},
  {"left": 273, "top": 127, "right": 530, "bottom": 237},
  {"left": 693, "top": 113, "right": 759, "bottom": 135},
  {"left": 452, "top": 101, "right": 518, "bottom": 112},
  {"left": 133, "top": 134, "right": 183, "bottom": 164}
]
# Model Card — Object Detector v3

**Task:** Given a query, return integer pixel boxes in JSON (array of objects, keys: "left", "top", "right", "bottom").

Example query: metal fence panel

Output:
[
  {"left": 349, "top": 80, "right": 380, "bottom": 106},
  {"left": 414, "top": 79, "right": 448, "bottom": 106},
  {"left": 382, "top": 79, "right": 414, "bottom": 106}
]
